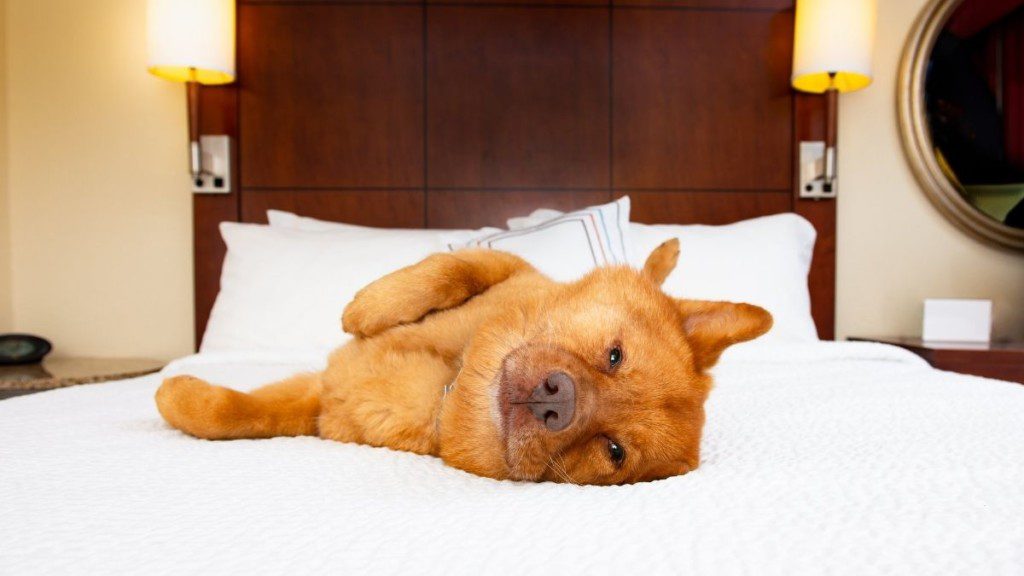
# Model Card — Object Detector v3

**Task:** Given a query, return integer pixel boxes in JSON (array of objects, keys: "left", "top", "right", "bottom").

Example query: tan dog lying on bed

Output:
[{"left": 156, "top": 240, "right": 771, "bottom": 485}]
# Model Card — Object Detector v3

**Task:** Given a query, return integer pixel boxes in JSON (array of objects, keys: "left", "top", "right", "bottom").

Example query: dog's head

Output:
[{"left": 439, "top": 239, "right": 772, "bottom": 485}]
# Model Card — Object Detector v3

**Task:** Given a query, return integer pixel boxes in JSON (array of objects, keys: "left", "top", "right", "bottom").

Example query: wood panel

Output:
[
  {"left": 243, "top": 0, "right": 412, "bottom": 4},
  {"left": 244, "top": 0, "right": 788, "bottom": 5},
  {"left": 430, "top": 0, "right": 606, "bottom": 4},
  {"left": 612, "top": 8, "right": 792, "bottom": 190},
  {"left": 239, "top": 4, "right": 424, "bottom": 188},
  {"left": 613, "top": 0, "right": 791, "bottom": 8},
  {"left": 193, "top": 85, "right": 239, "bottom": 348},
  {"left": 245, "top": 0, "right": 793, "bottom": 6},
  {"left": 793, "top": 92, "right": 835, "bottom": 339},
  {"left": 629, "top": 191, "right": 792, "bottom": 224},
  {"left": 427, "top": 190, "right": 611, "bottom": 228},
  {"left": 427, "top": 7, "right": 610, "bottom": 189},
  {"left": 241, "top": 190, "right": 426, "bottom": 227}
]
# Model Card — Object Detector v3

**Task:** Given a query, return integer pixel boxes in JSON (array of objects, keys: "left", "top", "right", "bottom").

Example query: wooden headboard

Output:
[{"left": 194, "top": 0, "right": 834, "bottom": 348}]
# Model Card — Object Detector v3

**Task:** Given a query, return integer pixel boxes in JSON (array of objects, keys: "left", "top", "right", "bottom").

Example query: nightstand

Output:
[
  {"left": 849, "top": 337, "right": 1024, "bottom": 385},
  {"left": 0, "top": 357, "right": 164, "bottom": 400}
]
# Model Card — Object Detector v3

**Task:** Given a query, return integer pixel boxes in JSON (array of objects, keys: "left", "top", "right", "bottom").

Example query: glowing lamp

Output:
[
  {"left": 147, "top": 0, "right": 235, "bottom": 184},
  {"left": 792, "top": 0, "right": 876, "bottom": 192}
]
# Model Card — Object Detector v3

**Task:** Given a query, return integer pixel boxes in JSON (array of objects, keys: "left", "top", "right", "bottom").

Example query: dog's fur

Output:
[{"left": 156, "top": 240, "right": 772, "bottom": 485}]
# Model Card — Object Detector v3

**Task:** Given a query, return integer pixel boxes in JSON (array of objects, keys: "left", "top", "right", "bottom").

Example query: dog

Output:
[{"left": 156, "top": 239, "right": 772, "bottom": 485}]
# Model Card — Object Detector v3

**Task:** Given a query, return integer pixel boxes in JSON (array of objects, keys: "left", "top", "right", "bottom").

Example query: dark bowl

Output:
[{"left": 0, "top": 334, "right": 53, "bottom": 365}]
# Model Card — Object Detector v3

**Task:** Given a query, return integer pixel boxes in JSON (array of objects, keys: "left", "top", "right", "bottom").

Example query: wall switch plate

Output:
[
  {"left": 922, "top": 299, "right": 992, "bottom": 343},
  {"left": 192, "top": 135, "right": 231, "bottom": 194},
  {"left": 799, "top": 141, "right": 835, "bottom": 199}
]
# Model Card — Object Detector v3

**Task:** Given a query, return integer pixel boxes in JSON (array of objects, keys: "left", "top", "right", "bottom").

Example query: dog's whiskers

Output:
[
  {"left": 546, "top": 452, "right": 579, "bottom": 486},
  {"left": 556, "top": 454, "right": 579, "bottom": 486},
  {"left": 545, "top": 456, "right": 573, "bottom": 484}
]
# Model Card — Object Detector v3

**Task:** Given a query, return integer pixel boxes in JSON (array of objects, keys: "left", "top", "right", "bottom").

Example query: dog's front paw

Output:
[
  {"left": 341, "top": 290, "right": 388, "bottom": 338},
  {"left": 342, "top": 281, "right": 428, "bottom": 338}
]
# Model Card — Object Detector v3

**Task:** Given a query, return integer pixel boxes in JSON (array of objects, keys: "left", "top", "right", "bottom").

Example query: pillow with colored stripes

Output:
[{"left": 444, "top": 196, "right": 632, "bottom": 283}]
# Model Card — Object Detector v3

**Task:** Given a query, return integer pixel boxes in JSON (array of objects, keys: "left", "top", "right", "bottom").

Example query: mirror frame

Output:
[{"left": 898, "top": 0, "right": 1024, "bottom": 251}]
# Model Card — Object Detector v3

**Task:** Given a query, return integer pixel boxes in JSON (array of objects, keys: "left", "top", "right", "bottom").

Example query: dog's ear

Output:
[
  {"left": 642, "top": 238, "right": 680, "bottom": 285},
  {"left": 675, "top": 300, "right": 773, "bottom": 370}
]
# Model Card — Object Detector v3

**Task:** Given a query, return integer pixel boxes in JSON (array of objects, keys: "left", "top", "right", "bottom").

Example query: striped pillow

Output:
[{"left": 445, "top": 196, "right": 633, "bottom": 283}]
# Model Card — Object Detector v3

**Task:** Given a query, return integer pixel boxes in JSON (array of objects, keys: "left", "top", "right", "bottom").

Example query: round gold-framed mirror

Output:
[{"left": 898, "top": 0, "right": 1024, "bottom": 251}]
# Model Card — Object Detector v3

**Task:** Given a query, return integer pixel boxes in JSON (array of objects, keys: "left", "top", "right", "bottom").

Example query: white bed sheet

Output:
[{"left": 1, "top": 342, "right": 1023, "bottom": 575}]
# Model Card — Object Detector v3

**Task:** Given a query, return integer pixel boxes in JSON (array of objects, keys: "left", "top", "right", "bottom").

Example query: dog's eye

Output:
[
  {"left": 607, "top": 438, "right": 625, "bottom": 465},
  {"left": 608, "top": 346, "right": 623, "bottom": 368}
]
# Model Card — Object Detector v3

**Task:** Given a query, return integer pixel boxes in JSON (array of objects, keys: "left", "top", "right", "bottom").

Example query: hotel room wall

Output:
[
  {"left": 4, "top": 0, "right": 193, "bottom": 359},
  {"left": 837, "top": 0, "right": 1024, "bottom": 341}
]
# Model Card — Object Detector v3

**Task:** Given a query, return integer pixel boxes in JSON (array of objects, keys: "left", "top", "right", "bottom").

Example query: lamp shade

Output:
[
  {"left": 147, "top": 0, "right": 235, "bottom": 85},
  {"left": 792, "top": 0, "right": 876, "bottom": 93}
]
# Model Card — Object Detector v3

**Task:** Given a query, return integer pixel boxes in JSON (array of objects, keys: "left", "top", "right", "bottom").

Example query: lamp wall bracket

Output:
[
  {"left": 799, "top": 140, "right": 836, "bottom": 200},
  {"left": 192, "top": 135, "right": 232, "bottom": 194}
]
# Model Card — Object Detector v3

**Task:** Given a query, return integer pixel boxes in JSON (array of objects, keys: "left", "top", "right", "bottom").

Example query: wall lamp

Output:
[
  {"left": 792, "top": 0, "right": 876, "bottom": 198},
  {"left": 147, "top": 0, "right": 235, "bottom": 193}
]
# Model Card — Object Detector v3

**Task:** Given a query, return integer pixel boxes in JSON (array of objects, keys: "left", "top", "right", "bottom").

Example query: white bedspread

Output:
[{"left": 2, "top": 342, "right": 1023, "bottom": 575}]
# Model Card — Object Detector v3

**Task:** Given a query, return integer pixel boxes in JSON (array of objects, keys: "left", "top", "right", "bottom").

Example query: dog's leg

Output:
[
  {"left": 342, "top": 249, "right": 531, "bottom": 338},
  {"left": 155, "top": 373, "right": 321, "bottom": 440},
  {"left": 318, "top": 347, "right": 453, "bottom": 456}
]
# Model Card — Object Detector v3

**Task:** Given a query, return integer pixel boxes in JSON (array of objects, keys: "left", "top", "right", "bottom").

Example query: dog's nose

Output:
[{"left": 527, "top": 372, "right": 576, "bottom": 431}]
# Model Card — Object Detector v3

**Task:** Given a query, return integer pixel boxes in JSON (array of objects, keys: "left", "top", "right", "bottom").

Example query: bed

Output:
[
  {"left": 2, "top": 341, "right": 1023, "bottom": 574},
  {"left": 3, "top": 202, "right": 1023, "bottom": 573}
]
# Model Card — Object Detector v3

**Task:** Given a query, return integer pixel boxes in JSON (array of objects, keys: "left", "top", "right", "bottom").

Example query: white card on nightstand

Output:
[{"left": 922, "top": 299, "right": 992, "bottom": 343}]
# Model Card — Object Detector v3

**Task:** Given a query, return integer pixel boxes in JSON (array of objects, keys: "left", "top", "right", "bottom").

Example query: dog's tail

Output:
[{"left": 155, "top": 373, "right": 321, "bottom": 440}]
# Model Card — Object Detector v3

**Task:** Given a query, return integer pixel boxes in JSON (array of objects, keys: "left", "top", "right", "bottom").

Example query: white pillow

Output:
[
  {"left": 508, "top": 210, "right": 819, "bottom": 342},
  {"left": 506, "top": 208, "right": 564, "bottom": 231},
  {"left": 267, "top": 209, "right": 498, "bottom": 242},
  {"left": 201, "top": 223, "right": 448, "bottom": 355},
  {"left": 505, "top": 207, "right": 567, "bottom": 230},
  {"left": 267, "top": 209, "right": 367, "bottom": 232},
  {"left": 630, "top": 215, "right": 818, "bottom": 342},
  {"left": 445, "top": 197, "right": 632, "bottom": 283}
]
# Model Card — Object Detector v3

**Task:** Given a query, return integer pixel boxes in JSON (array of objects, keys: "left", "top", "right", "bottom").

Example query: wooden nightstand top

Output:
[
  {"left": 850, "top": 337, "right": 1024, "bottom": 384},
  {"left": 0, "top": 357, "right": 164, "bottom": 397}
]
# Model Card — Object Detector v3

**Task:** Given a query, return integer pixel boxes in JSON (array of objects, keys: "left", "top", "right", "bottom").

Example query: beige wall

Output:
[
  {"left": 5, "top": 0, "right": 193, "bottom": 359},
  {"left": 837, "top": 0, "right": 1024, "bottom": 342},
  {"left": 0, "top": 0, "right": 1020, "bottom": 359},
  {"left": 0, "top": 0, "right": 12, "bottom": 331}
]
